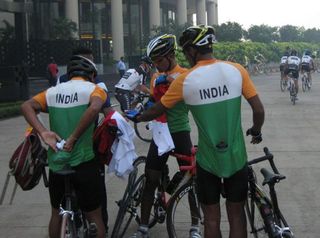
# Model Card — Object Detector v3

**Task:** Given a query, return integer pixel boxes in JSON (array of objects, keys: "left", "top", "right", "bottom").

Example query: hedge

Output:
[{"left": 0, "top": 101, "right": 22, "bottom": 119}]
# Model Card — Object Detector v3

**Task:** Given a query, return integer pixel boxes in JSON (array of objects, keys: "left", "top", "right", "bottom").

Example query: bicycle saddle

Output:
[
  {"left": 55, "top": 164, "right": 76, "bottom": 176},
  {"left": 260, "top": 168, "right": 286, "bottom": 186}
]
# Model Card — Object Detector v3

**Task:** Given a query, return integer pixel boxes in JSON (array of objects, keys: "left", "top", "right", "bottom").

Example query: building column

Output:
[
  {"left": 149, "top": 0, "right": 160, "bottom": 31},
  {"left": 65, "top": 0, "right": 79, "bottom": 38},
  {"left": 176, "top": 0, "right": 187, "bottom": 25},
  {"left": 196, "top": 0, "right": 206, "bottom": 25},
  {"left": 207, "top": 1, "right": 215, "bottom": 25},
  {"left": 111, "top": 0, "right": 124, "bottom": 61},
  {"left": 214, "top": 2, "right": 218, "bottom": 25}
]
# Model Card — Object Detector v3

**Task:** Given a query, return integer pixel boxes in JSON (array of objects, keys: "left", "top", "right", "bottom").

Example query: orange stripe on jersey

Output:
[
  {"left": 90, "top": 85, "right": 107, "bottom": 101},
  {"left": 33, "top": 90, "right": 47, "bottom": 111}
]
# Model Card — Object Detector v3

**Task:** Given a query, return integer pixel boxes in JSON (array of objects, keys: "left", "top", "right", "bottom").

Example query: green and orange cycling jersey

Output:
[
  {"left": 33, "top": 77, "right": 107, "bottom": 172},
  {"left": 161, "top": 59, "right": 257, "bottom": 178},
  {"left": 150, "top": 64, "right": 191, "bottom": 133}
]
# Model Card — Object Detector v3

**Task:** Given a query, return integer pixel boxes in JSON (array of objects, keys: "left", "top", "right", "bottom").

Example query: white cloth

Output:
[
  {"left": 107, "top": 111, "right": 137, "bottom": 178},
  {"left": 150, "top": 121, "right": 175, "bottom": 156}
]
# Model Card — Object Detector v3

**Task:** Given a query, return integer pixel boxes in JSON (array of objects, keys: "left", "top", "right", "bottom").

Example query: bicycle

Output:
[
  {"left": 280, "top": 70, "right": 287, "bottom": 92},
  {"left": 301, "top": 71, "right": 311, "bottom": 92},
  {"left": 111, "top": 146, "right": 202, "bottom": 238},
  {"left": 246, "top": 147, "right": 294, "bottom": 238},
  {"left": 287, "top": 72, "right": 297, "bottom": 105}
]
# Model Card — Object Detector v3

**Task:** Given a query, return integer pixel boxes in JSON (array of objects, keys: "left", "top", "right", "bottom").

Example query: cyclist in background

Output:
[
  {"left": 129, "top": 34, "right": 201, "bottom": 238},
  {"left": 285, "top": 49, "right": 301, "bottom": 98},
  {"left": 280, "top": 49, "right": 290, "bottom": 84},
  {"left": 114, "top": 56, "right": 153, "bottom": 112},
  {"left": 127, "top": 25, "right": 265, "bottom": 238},
  {"left": 301, "top": 49, "right": 315, "bottom": 85},
  {"left": 21, "top": 55, "right": 107, "bottom": 238}
]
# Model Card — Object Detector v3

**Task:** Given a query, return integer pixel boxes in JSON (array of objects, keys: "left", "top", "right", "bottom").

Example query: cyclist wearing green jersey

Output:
[
  {"left": 127, "top": 25, "right": 265, "bottom": 238},
  {"left": 21, "top": 55, "right": 107, "bottom": 238},
  {"left": 130, "top": 34, "right": 201, "bottom": 238}
]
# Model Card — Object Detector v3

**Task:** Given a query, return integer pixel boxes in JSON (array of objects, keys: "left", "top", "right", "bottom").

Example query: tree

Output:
[
  {"left": 303, "top": 28, "right": 320, "bottom": 43},
  {"left": 50, "top": 17, "right": 77, "bottom": 40},
  {"left": 150, "top": 20, "right": 190, "bottom": 40},
  {"left": 247, "top": 25, "right": 278, "bottom": 43},
  {"left": 279, "top": 25, "right": 302, "bottom": 42},
  {"left": 215, "top": 21, "right": 243, "bottom": 42}
]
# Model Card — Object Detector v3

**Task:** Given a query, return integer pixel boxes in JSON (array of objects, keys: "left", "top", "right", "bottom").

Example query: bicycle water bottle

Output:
[{"left": 166, "top": 171, "right": 183, "bottom": 195}]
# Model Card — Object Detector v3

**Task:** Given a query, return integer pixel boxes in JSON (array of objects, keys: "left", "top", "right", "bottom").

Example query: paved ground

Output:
[{"left": 1, "top": 72, "right": 320, "bottom": 237}]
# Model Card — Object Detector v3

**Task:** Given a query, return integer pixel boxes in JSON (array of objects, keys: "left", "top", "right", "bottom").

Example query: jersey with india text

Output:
[
  {"left": 161, "top": 59, "right": 257, "bottom": 177},
  {"left": 33, "top": 77, "right": 107, "bottom": 172}
]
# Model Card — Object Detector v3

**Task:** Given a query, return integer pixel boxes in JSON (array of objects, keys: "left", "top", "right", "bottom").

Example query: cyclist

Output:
[
  {"left": 301, "top": 49, "right": 315, "bottom": 85},
  {"left": 129, "top": 34, "right": 201, "bottom": 238},
  {"left": 21, "top": 55, "right": 107, "bottom": 238},
  {"left": 280, "top": 49, "right": 290, "bottom": 84},
  {"left": 127, "top": 25, "right": 265, "bottom": 238},
  {"left": 114, "top": 56, "right": 153, "bottom": 112},
  {"left": 285, "top": 49, "right": 301, "bottom": 98}
]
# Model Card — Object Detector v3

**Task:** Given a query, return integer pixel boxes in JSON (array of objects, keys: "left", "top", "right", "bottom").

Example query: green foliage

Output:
[
  {"left": 279, "top": 25, "right": 302, "bottom": 42},
  {"left": 0, "top": 101, "right": 22, "bottom": 119},
  {"left": 215, "top": 22, "right": 243, "bottom": 42},
  {"left": 50, "top": 17, "right": 78, "bottom": 40},
  {"left": 150, "top": 20, "right": 191, "bottom": 42},
  {"left": 247, "top": 25, "right": 278, "bottom": 43}
]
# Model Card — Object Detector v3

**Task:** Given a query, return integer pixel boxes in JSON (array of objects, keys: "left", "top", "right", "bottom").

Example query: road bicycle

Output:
[
  {"left": 111, "top": 147, "right": 202, "bottom": 238},
  {"left": 246, "top": 147, "right": 294, "bottom": 238},
  {"left": 287, "top": 73, "right": 297, "bottom": 105},
  {"left": 301, "top": 71, "right": 311, "bottom": 92},
  {"left": 55, "top": 164, "right": 98, "bottom": 238},
  {"left": 280, "top": 71, "right": 287, "bottom": 92}
]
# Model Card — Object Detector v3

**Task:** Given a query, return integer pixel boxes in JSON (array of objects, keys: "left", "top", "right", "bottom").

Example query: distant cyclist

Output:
[
  {"left": 114, "top": 56, "right": 153, "bottom": 112},
  {"left": 280, "top": 49, "right": 290, "bottom": 84},
  {"left": 301, "top": 49, "right": 315, "bottom": 85},
  {"left": 285, "top": 49, "right": 301, "bottom": 97}
]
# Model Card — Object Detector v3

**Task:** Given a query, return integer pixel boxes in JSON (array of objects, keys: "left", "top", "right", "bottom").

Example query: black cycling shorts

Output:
[
  {"left": 196, "top": 163, "right": 248, "bottom": 205},
  {"left": 301, "top": 64, "right": 311, "bottom": 72},
  {"left": 114, "top": 88, "right": 134, "bottom": 112},
  {"left": 49, "top": 159, "right": 102, "bottom": 212},
  {"left": 284, "top": 68, "right": 299, "bottom": 79},
  {"left": 145, "top": 131, "right": 192, "bottom": 171}
]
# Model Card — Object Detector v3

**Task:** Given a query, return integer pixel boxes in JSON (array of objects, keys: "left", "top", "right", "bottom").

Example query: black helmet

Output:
[
  {"left": 304, "top": 49, "right": 311, "bottom": 56},
  {"left": 147, "top": 34, "right": 177, "bottom": 59},
  {"left": 67, "top": 55, "right": 97, "bottom": 80},
  {"left": 290, "top": 49, "right": 297, "bottom": 56},
  {"left": 141, "top": 55, "right": 153, "bottom": 66},
  {"left": 179, "top": 25, "right": 216, "bottom": 49}
]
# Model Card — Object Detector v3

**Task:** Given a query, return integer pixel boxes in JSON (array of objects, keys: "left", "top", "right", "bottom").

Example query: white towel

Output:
[{"left": 151, "top": 121, "right": 175, "bottom": 156}]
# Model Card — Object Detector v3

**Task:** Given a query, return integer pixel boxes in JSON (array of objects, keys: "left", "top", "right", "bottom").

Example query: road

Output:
[{"left": 0, "top": 72, "right": 320, "bottom": 237}]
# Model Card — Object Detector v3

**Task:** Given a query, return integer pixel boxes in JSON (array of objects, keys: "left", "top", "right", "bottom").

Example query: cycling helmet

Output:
[
  {"left": 304, "top": 49, "right": 311, "bottom": 56},
  {"left": 141, "top": 55, "right": 153, "bottom": 66},
  {"left": 67, "top": 55, "right": 98, "bottom": 80},
  {"left": 147, "top": 34, "right": 177, "bottom": 59},
  {"left": 290, "top": 49, "right": 297, "bottom": 56},
  {"left": 179, "top": 25, "right": 216, "bottom": 49}
]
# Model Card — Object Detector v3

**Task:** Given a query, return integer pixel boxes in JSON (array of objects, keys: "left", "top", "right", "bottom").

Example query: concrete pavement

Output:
[{"left": 1, "top": 72, "right": 320, "bottom": 237}]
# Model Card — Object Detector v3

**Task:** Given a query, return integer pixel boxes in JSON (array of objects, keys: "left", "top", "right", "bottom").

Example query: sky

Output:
[{"left": 218, "top": 0, "right": 320, "bottom": 30}]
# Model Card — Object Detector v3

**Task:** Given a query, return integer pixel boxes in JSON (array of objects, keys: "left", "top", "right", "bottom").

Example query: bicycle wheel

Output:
[
  {"left": 111, "top": 174, "right": 146, "bottom": 238},
  {"left": 166, "top": 181, "right": 202, "bottom": 238},
  {"left": 246, "top": 199, "right": 269, "bottom": 238},
  {"left": 134, "top": 122, "right": 152, "bottom": 143},
  {"left": 280, "top": 78, "right": 286, "bottom": 92},
  {"left": 302, "top": 75, "right": 307, "bottom": 92}
]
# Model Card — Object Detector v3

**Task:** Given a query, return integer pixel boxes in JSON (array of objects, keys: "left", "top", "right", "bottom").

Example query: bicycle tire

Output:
[
  {"left": 166, "top": 181, "right": 202, "bottom": 238},
  {"left": 302, "top": 75, "right": 307, "bottom": 92},
  {"left": 134, "top": 122, "right": 152, "bottom": 143},
  {"left": 111, "top": 174, "right": 146, "bottom": 238},
  {"left": 280, "top": 78, "right": 286, "bottom": 92}
]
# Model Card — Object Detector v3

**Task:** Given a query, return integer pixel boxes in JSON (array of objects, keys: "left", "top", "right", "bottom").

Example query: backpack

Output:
[
  {"left": 9, "top": 131, "right": 47, "bottom": 191},
  {"left": 93, "top": 111, "right": 118, "bottom": 165}
]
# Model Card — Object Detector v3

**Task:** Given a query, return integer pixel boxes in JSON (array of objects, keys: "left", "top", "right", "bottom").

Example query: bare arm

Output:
[
  {"left": 21, "top": 99, "right": 61, "bottom": 151},
  {"left": 247, "top": 94, "right": 265, "bottom": 133},
  {"left": 137, "top": 101, "right": 167, "bottom": 122},
  {"left": 64, "top": 96, "right": 104, "bottom": 151},
  {"left": 136, "top": 84, "right": 150, "bottom": 94}
]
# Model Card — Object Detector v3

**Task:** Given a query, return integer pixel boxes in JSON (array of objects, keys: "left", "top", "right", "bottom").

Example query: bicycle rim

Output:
[
  {"left": 280, "top": 79, "right": 285, "bottom": 92},
  {"left": 302, "top": 76, "right": 306, "bottom": 92},
  {"left": 134, "top": 122, "right": 152, "bottom": 143},
  {"left": 166, "top": 182, "right": 202, "bottom": 238},
  {"left": 111, "top": 175, "right": 146, "bottom": 238}
]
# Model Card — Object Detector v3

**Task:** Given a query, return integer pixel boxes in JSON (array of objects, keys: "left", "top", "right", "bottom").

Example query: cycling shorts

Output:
[
  {"left": 114, "top": 88, "right": 134, "bottom": 112},
  {"left": 145, "top": 131, "right": 192, "bottom": 171},
  {"left": 301, "top": 64, "right": 311, "bottom": 72},
  {"left": 280, "top": 64, "right": 286, "bottom": 72},
  {"left": 49, "top": 159, "right": 102, "bottom": 212},
  {"left": 284, "top": 68, "right": 299, "bottom": 79},
  {"left": 196, "top": 163, "right": 248, "bottom": 204}
]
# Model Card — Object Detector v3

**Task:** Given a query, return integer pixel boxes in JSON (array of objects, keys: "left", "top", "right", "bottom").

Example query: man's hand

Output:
[
  {"left": 64, "top": 135, "right": 78, "bottom": 152},
  {"left": 155, "top": 75, "right": 168, "bottom": 86},
  {"left": 40, "top": 131, "right": 61, "bottom": 152},
  {"left": 144, "top": 100, "right": 154, "bottom": 110},
  {"left": 125, "top": 109, "right": 141, "bottom": 123},
  {"left": 246, "top": 128, "right": 262, "bottom": 144}
]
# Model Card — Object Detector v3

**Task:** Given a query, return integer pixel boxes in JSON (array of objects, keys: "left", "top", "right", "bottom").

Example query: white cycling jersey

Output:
[
  {"left": 287, "top": 56, "right": 301, "bottom": 66},
  {"left": 301, "top": 55, "right": 312, "bottom": 65},
  {"left": 115, "top": 68, "right": 145, "bottom": 91},
  {"left": 280, "top": 56, "right": 288, "bottom": 64}
]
